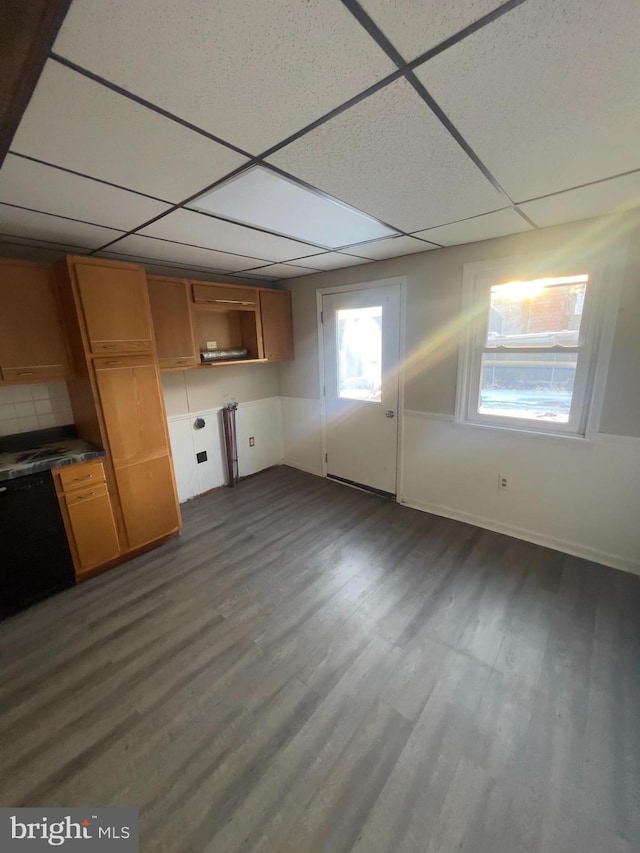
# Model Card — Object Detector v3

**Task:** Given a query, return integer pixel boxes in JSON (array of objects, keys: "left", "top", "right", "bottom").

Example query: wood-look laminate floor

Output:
[{"left": 1, "top": 466, "right": 639, "bottom": 852}]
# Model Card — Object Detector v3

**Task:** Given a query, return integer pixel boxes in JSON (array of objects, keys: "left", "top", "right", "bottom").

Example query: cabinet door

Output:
[
  {"left": 260, "top": 289, "right": 293, "bottom": 361},
  {"left": 73, "top": 261, "right": 153, "bottom": 354},
  {"left": 116, "top": 455, "right": 181, "bottom": 550},
  {"left": 147, "top": 277, "right": 196, "bottom": 368},
  {"left": 0, "top": 262, "right": 69, "bottom": 381},
  {"left": 94, "top": 357, "right": 168, "bottom": 466},
  {"left": 65, "top": 484, "right": 121, "bottom": 574}
]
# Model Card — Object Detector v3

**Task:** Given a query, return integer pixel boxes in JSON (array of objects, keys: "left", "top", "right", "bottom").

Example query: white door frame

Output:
[{"left": 316, "top": 276, "right": 407, "bottom": 497}]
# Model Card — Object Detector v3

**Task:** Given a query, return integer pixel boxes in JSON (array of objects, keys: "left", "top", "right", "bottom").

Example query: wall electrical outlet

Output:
[
  {"left": 206, "top": 341, "right": 217, "bottom": 350},
  {"left": 249, "top": 436, "right": 255, "bottom": 447},
  {"left": 498, "top": 475, "right": 508, "bottom": 490}
]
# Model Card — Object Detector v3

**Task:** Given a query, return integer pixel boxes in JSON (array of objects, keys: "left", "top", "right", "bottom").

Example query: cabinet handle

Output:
[
  {"left": 106, "top": 360, "right": 123, "bottom": 365},
  {"left": 77, "top": 491, "right": 96, "bottom": 499},
  {"left": 71, "top": 474, "right": 93, "bottom": 482},
  {"left": 17, "top": 371, "right": 36, "bottom": 376}
]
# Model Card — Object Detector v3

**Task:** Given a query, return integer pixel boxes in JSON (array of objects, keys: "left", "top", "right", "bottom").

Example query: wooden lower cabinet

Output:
[
  {"left": 65, "top": 485, "right": 121, "bottom": 575},
  {"left": 115, "top": 455, "right": 181, "bottom": 550},
  {"left": 54, "top": 459, "right": 121, "bottom": 577}
]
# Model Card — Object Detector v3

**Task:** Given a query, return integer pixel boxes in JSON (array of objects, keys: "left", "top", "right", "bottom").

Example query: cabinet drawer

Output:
[
  {"left": 192, "top": 283, "right": 257, "bottom": 307},
  {"left": 1, "top": 364, "right": 69, "bottom": 382},
  {"left": 65, "top": 481, "right": 109, "bottom": 506},
  {"left": 58, "top": 460, "right": 106, "bottom": 492},
  {"left": 158, "top": 355, "right": 197, "bottom": 369}
]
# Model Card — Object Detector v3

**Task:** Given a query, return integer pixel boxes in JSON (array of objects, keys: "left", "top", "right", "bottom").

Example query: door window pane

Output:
[
  {"left": 487, "top": 275, "right": 588, "bottom": 347},
  {"left": 336, "top": 305, "right": 382, "bottom": 402},
  {"left": 479, "top": 351, "right": 577, "bottom": 422}
]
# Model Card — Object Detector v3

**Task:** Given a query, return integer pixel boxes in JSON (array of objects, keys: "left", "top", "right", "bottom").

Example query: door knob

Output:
[{"left": 385, "top": 410, "right": 395, "bottom": 418}]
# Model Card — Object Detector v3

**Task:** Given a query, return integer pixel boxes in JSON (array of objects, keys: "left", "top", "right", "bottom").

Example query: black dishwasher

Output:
[{"left": 0, "top": 471, "right": 76, "bottom": 620}]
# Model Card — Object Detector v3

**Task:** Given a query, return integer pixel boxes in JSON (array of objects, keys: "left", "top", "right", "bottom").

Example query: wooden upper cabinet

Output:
[
  {"left": 0, "top": 260, "right": 70, "bottom": 382},
  {"left": 191, "top": 282, "right": 258, "bottom": 308},
  {"left": 72, "top": 260, "right": 154, "bottom": 355},
  {"left": 147, "top": 276, "right": 197, "bottom": 369},
  {"left": 93, "top": 356, "right": 169, "bottom": 467},
  {"left": 260, "top": 289, "right": 294, "bottom": 361}
]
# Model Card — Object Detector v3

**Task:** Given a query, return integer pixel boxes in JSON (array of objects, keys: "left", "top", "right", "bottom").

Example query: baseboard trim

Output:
[{"left": 400, "top": 495, "right": 640, "bottom": 576}]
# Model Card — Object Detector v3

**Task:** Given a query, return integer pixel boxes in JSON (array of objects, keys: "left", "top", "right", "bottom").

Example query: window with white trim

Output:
[{"left": 456, "top": 259, "right": 615, "bottom": 437}]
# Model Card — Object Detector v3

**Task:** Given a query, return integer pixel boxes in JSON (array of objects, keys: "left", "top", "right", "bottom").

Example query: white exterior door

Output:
[{"left": 322, "top": 283, "right": 401, "bottom": 495}]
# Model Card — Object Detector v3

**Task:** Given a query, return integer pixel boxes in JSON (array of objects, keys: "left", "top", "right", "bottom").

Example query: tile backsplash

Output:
[{"left": 0, "top": 382, "right": 74, "bottom": 436}]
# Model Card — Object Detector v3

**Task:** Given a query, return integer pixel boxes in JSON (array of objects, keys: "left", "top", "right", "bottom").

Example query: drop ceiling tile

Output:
[
  {"left": 243, "top": 264, "right": 319, "bottom": 279},
  {"left": 106, "top": 234, "right": 265, "bottom": 272},
  {"left": 358, "top": 0, "right": 504, "bottom": 62},
  {"left": 268, "top": 78, "right": 503, "bottom": 232},
  {"left": 291, "top": 253, "right": 374, "bottom": 271},
  {"left": 417, "top": 0, "right": 640, "bottom": 201},
  {"left": 100, "top": 251, "right": 224, "bottom": 276},
  {"left": 0, "top": 154, "right": 171, "bottom": 231},
  {"left": 140, "top": 209, "right": 318, "bottom": 262},
  {"left": 11, "top": 61, "right": 248, "bottom": 202},
  {"left": 520, "top": 172, "right": 640, "bottom": 228},
  {"left": 341, "top": 235, "right": 437, "bottom": 260},
  {"left": 0, "top": 237, "right": 90, "bottom": 262},
  {"left": 53, "top": 0, "right": 396, "bottom": 153},
  {"left": 0, "top": 204, "right": 124, "bottom": 249},
  {"left": 413, "top": 208, "right": 532, "bottom": 246}
]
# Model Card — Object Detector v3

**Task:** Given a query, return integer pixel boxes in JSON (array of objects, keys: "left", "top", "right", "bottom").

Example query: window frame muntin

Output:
[{"left": 456, "top": 255, "right": 615, "bottom": 438}]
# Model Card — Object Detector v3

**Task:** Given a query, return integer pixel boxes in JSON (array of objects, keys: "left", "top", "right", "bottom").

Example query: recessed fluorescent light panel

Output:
[{"left": 188, "top": 166, "right": 397, "bottom": 248}]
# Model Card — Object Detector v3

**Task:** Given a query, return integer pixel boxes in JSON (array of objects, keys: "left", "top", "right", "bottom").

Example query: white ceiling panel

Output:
[
  {"left": 413, "top": 208, "right": 532, "bottom": 246},
  {"left": 418, "top": 0, "right": 640, "bottom": 201},
  {"left": 268, "top": 78, "right": 503, "bottom": 232},
  {"left": 358, "top": 0, "right": 504, "bottom": 62},
  {"left": 53, "top": 0, "right": 396, "bottom": 154},
  {"left": 290, "top": 252, "right": 373, "bottom": 271},
  {"left": 189, "top": 167, "right": 396, "bottom": 247},
  {"left": 341, "top": 235, "right": 436, "bottom": 260},
  {"left": 244, "top": 264, "right": 319, "bottom": 279},
  {"left": 520, "top": 173, "right": 640, "bottom": 229},
  {"left": 11, "top": 61, "right": 248, "bottom": 202},
  {"left": 0, "top": 154, "right": 170, "bottom": 231},
  {"left": 140, "top": 209, "right": 319, "bottom": 263},
  {"left": 106, "top": 234, "right": 265, "bottom": 272},
  {"left": 0, "top": 204, "right": 124, "bottom": 249}
]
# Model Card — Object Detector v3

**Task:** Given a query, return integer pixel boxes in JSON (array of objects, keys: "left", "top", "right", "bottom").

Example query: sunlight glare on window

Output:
[
  {"left": 337, "top": 305, "right": 382, "bottom": 402},
  {"left": 480, "top": 274, "right": 588, "bottom": 422}
]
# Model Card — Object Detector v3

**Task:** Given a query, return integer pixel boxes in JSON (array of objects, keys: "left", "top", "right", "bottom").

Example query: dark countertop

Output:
[{"left": 0, "top": 438, "right": 105, "bottom": 482}]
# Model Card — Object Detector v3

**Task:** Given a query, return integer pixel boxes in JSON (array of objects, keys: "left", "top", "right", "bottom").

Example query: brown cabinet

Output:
[
  {"left": 0, "top": 260, "right": 70, "bottom": 383},
  {"left": 147, "top": 276, "right": 197, "bottom": 369},
  {"left": 57, "top": 255, "right": 182, "bottom": 569},
  {"left": 191, "top": 281, "right": 263, "bottom": 364},
  {"left": 54, "top": 459, "right": 121, "bottom": 577},
  {"left": 259, "top": 289, "right": 294, "bottom": 361},
  {"left": 93, "top": 356, "right": 169, "bottom": 466},
  {"left": 72, "top": 260, "right": 154, "bottom": 355},
  {"left": 115, "top": 455, "right": 181, "bottom": 550}
]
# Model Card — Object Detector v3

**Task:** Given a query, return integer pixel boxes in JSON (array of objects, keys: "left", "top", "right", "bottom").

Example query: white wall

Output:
[
  {"left": 0, "top": 381, "right": 74, "bottom": 435},
  {"left": 278, "top": 212, "right": 640, "bottom": 575},
  {"left": 161, "top": 367, "right": 283, "bottom": 502},
  {"left": 400, "top": 412, "right": 640, "bottom": 575}
]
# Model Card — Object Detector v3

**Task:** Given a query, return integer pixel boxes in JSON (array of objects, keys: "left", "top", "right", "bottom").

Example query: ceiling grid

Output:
[{"left": 1, "top": 0, "right": 638, "bottom": 278}]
